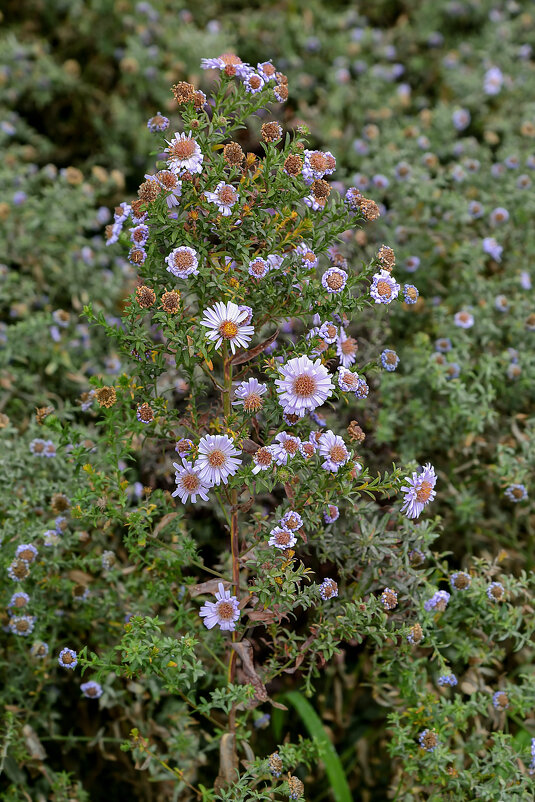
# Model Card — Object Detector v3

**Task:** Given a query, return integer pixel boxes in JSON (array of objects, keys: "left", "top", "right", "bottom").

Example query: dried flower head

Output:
[
  {"left": 268, "top": 752, "right": 283, "bottom": 777},
  {"left": 95, "top": 386, "right": 117, "bottom": 408},
  {"left": 161, "top": 290, "right": 181, "bottom": 314},
  {"left": 223, "top": 142, "right": 245, "bottom": 166},
  {"left": 377, "top": 245, "right": 395, "bottom": 269},
  {"left": 138, "top": 180, "right": 160, "bottom": 203},
  {"left": 283, "top": 154, "right": 303, "bottom": 177},
  {"left": 407, "top": 623, "right": 424, "bottom": 645},
  {"left": 311, "top": 179, "right": 331, "bottom": 200},
  {"left": 287, "top": 776, "right": 304, "bottom": 800},
  {"left": 136, "top": 285, "right": 156, "bottom": 308},
  {"left": 381, "top": 588, "right": 398, "bottom": 610},
  {"left": 35, "top": 406, "right": 54, "bottom": 424},
  {"left": 136, "top": 402, "right": 154, "bottom": 424},
  {"left": 347, "top": 421, "right": 366, "bottom": 443},
  {"left": 51, "top": 493, "right": 70, "bottom": 514},
  {"left": 261, "top": 121, "right": 283, "bottom": 143},
  {"left": 172, "top": 82, "right": 195, "bottom": 104}
]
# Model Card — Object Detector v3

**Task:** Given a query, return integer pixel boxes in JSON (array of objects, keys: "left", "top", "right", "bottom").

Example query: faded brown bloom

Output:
[
  {"left": 377, "top": 245, "right": 395, "bottom": 270},
  {"left": 130, "top": 199, "right": 145, "bottom": 219},
  {"left": 287, "top": 776, "right": 304, "bottom": 799},
  {"left": 51, "top": 493, "right": 70, "bottom": 514},
  {"left": 161, "top": 290, "right": 181, "bottom": 314},
  {"left": 311, "top": 179, "right": 331, "bottom": 200},
  {"left": 283, "top": 154, "right": 303, "bottom": 177},
  {"left": 274, "top": 84, "right": 288, "bottom": 102},
  {"left": 96, "top": 386, "right": 117, "bottom": 409},
  {"left": 261, "top": 121, "right": 283, "bottom": 143},
  {"left": 359, "top": 197, "right": 380, "bottom": 221},
  {"left": 136, "top": 285, "right": 156, "bottom": 309},
  {"left": 171, "top": 82, "right": 195, "bottom": 104},
  {"left": 138, "top": 180, "right": 160, "bottom": 203},
  {"left": 136, "top": 402, "right": 154, "bottom": 424},
  {"left": 408, "top": 623, "right": 423, "bottom": 644},
  {"left": 347, "top": 421, "right": 366, "bottom": 443}
]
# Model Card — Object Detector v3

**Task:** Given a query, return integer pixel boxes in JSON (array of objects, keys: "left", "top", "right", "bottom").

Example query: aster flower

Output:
[
  {"left": 9, "top": 615, "right": 35, "bottom": 636},
  {"left": 407, "top": 623, "right": 424, "bottom": 645},
  {"left": 438, "top": 673, "right": 458, "bottom": 687},
  {"left": 128, "top": 246, "right": 147, "bottom": 266},
  {"left": 165, "top": 246, "right": 199, "bottom": 279},
  {"left": 248, "top": 257, "right": 270, "bottom": 279},
  {"left": 204, "top": 182, "right": 239, "bottom": 216},
  {"left": 303, "top": 149, "right": 336, "bottom": 183},
  {"left": 381, "top": 349, "right": 399, "bottom": 371},
  {"left": 272, "top": 432, "right": 301, "bottom": 465},
  {"left": 8, "top": 591, "right": 30, "bottom": 610},
  {"left": 452, "top": 109, "right": 470, "bottom": 131},
  {"left": 318, "top": 321, "right": 338, "bottom": 344},
  {"left": 195, "top": 434, "right": 241, "bottom": 486},
  {"left": 336, "top": 331, "right": 358, "bottom": 368},
  {"left": 487, "top": 581, "right": 505, "bottom": 602},
  {"left": 238, "top": 305, "right": 253, "bottom": 325},
  {"left": 31, "top": 641, "right": 49, "bottom": 658},
  {"left": 252, "top": 445, "right": 276, "bottom": 474},
  {"left": 295, "top": 242, "right": 318, "bottom": 269},
  {"left": 322, "top": 267, "right": 348, "bottom": 294},
  {"left": 199, "top": 583, "right": 240, "bottom": 631},
  {"left": 492, "top": 691, "right": 509, "bottom": 711},
  {"left": 370, "top": 269, "right": 400, "bottom": 304},
  {"left": 281, "top": 510, "right": 303, "bottom": 531},
  {"left": 257, "top": 61, "right": 277, "bottom": 82},
  {"left": 450, "top": 572, "right": 471, "bottom": 591},
  {"left": 401, "top": 463, "right": 437, "bottom": 521},
  {"left": 482, "top": 237, "right": 503, "bottom": 262},
  {"left": 58, "top": 647, "right": 78, "bottom": 669},
  {"left": 418, "top": 729, "right": 439, "bottom": 752},
  {"left": 8, "top": 559, "right": 30, "bottom": 582},
  {"left": 268, "top": 526, "right": 297, "bottom": 550},
  {"left": 155, "top": 169, "right": 182, "bottom": 207},
  {"left": 136, "top": 403, "right": 154, "bottom": 424},
  {"left": 172, "top": 459, "right": 211, "bottom": 503},
  {"left": 404, "top": 284, "right": 419, "bottom": 304},
  {"left": 424, "top": 590, "right": 450, "bottom": 612},
  {"left": 200, "top": 301, "right": 254, "bottom": 354},
  {"left": 43, "top": 529, "right": 61, "bottom": 547},
  {"left": 504, "top": 484, "right": 528, "bottom": 502},
  {"left": 175, "top": 438, "right": 194, "bottom": 456},
  {"left": 337, "top": 367, "right": 361, "bottom": 392},
  {"left": 323, "top": 505, "right": 339, "bottom": 524},
  {"left": 81, "top": 680, "right": 103, "bottom": 699},
  {"left": 165, "top": 132, "right": 203, "bottom": 175},
  {"left": 355, "top": 378, "right": 369, "bottom": 399},
  {"left": 30, "top": 438, "right": 47, "bottom": 456},
  {"left": 435, "top": 338, "right": 452, "bottom": 353},
  {"left": 319, "top": 578, "right": 339, "bottom": 600},
  {"left": 147, "top": 111, "right": 169, "bottom": 132},
  {"left": 16, "top": 544, "right": 38, "bottom": 563},
  {"left": 244, "top": 72, "right": 265, "bottom": 93},
  {"left": 114, "top": 202, "right": 131, "bottom": 224},
  {"left": 484, "top": 66, "right": 503, "bottom": 95},
  {"left": 232, "top": 378, "right": 267, "bottom": 412},
  {"left": 275, "top": 355, "right": 333, "bottom": 417},
  {"left": 318, "top": 430, "right": 350, "bottom": 472}
]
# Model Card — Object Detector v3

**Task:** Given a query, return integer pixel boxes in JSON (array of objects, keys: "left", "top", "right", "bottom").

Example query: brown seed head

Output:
[
  {"left": 223, "top": 142, "right": 244, "bottom": 166},
  {"left": 409, "top": 623, "right": 423, "bottom": 644},
  {"left": 35, "top": 406, "right": 54, "bottom": 424},
  {"left": 377, "top": 245, "right": 395, "bottom": 269},
  {"left": 312, "top": 179, "right": 331, "bottom": 200},
  {"left": 161, "top": 290, "right": 181, "bottom": 314},
  {"left": 261, "top": 121, "right": 283, "bottom": 143},
  {"left": 274, "top": 84, "right": 288, "bottom": 102},
  {"left": 453, "top": 572, "right": 470, "bottom": 590},
  {"left": 51, "top": 493, "right": 70, "bottom": 514},
  {"left": 96, "top": 386, "right": 117, "bottom": 409},
  {"left": 359, "top": 197, "right": 380, "bottom": 221},
  {"left": 287, "top": 777, "right": 304, "bottom": 799},
  {"left": 131, "top": 199, "right": 145, "bottom": 218},
  {"left": 347, "top": 421, "right": 366, "bottom": 443},
  {"left": 137, "top": 402, "right": 154, "bottom": 423},
  {"left": 193, "top": 91, "right": 207, "bottom": 109},
  {"left": 171, "top": 82, "right": 195, "bottom": 104},
  {"left": 283, "top": 154, "right": 303, "bottom": 177},
  {"left": 138, "top": 181, "right": 160, "bottom": 203},
  {"left": 136, "top": 285, "right": 156, "bottom": 309}
]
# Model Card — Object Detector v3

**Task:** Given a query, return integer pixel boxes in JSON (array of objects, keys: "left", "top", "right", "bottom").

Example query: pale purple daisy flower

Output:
[
  {"left": 336, "top": 330, "right": 358, "bottom": 368},
  {"left": 418, "top": 729, "right": 440, "bottom": 752},
  {"left": 155, "top": 170, "right": 182, "bottom": 207},
  {"left": 295, "top": 242, "right": 318, "bottom": 269},
  {"left": 204, "top": 182, "right": 239, "bottom": 216},
  {"left": 175, "top": 438, "right": 194, "bottom": 456},
  {"left": 452, "top": 109, "right": 470, "bottom": 131},
  {"left": 520, "top": 271, "right": 532, "bottom": 289},
  {"left": 43, "top": 529, "right": 61, "bottom": 547},
  {"left": 199, "top": 583, "right": 240, "bottom": 631},
  {"left": 492, "top": 690, "right": 509, "bottom": 710},
  {"left": 128, "top": 246, "right": 147, "bottom": 266},
  {"left": 29, "top": 438, "right": 47, "bottom": 456},
  {"left": 200, "top": 301, "right": 254, "bottom": 354},
  {"left": 424, "top": 590, "right": 450, "bottom": 611},
  {"left": 31, "top": 641, "right": 49, "bottom": 658},
  {"left": 468, "top": 200, "right": 484, "bottom": 219},
  {"left": 504, "top": 484, "right": 528, "bottom": 502},
  {"left": 370, "top": 270, "right": 400, "bottom": 304},
  {"left": 484, "top": 66, "right": 503, "bottom": 95},
  {"left": 114, "top": 202, "right": 131, "bottom": 224},
  {"left": 105, "top": 221, "right": 122, "bottom": 246},
  {"left": 232, "top": 378, "right": 267, "bottom": 412},
  {"left": 272, "top": 432, "right": 301, "bottom": 465},
  {"left": 275, "top": 355, "right": 333, "bottom": 417},
  {"left": 450, "top": 572, "right": 471, "bottom": 591},
  {"left": 489, "top": 207, "right": 509, "bottom": 226},
  {"left": 9, "top": 615, "right": 35, "bottom": 636},
  {"left": 487, "top": 581, "right": 505, "bottom": 602},
  {"left": 354, "top": 378, "right": 369, "bottom": 399},
  {"left": 172, "top": 460, "right": 211, "bottom": 503},
  {"left": 281, "top": 510, "right": 303, "bottom": 531},
  {"left": 194, "top": 434, "right": 242, "bottom": 487},
  {"left": 454, "top": 311, "right": 474, "bottom": 329},
  {"left": 381, "top": 349, "right": 399, "bottom": 371},
  {"left": 81, "top": 681, "right": 103, "bottom": 699},
  {"left": 381, "top": 588, "right": 398, "bottom": 610},
  {"left": 404, "top": 256, "right": 420, "bottom": 272},
  {"left": 8, "top": 591, "right": 30, "bottom": 610},
  {"left": 238, "top": 305, "right": 253, "bottom": 325},
  {"left": 248, "top": 257, "right": 270, "bottom": 279},
  {"left": 244, "top": 72, "right": 265, "bottom": 94},
  {"left": 165, "top": 132, "right": 203, "bottom": 175},
  {"left": 404, "top": 284, "right": 419, "bottom": 304},
  {"left": 318, "top": 321, "right": 338, "bottom": 344},
  {"left": 337, "top": 367, "right": 361, "bottom": 392},
  {"left": 303, "top": 149, "right": 336, "bottom": 183},
  {"left": 438, "top": 673, "right": 457, "bottom": 687},
  {"left": 482, "top": 237, "right": 503, "bottom": 262},
  {"left": 267, "top": 253, "right": 284, "bottom": 271},
  {"left": 58, "top": 647, "right": 78, "bottom": 669},
  {"left": 318, "top": 430, "right": 350, "bottom": 472},
  {"left": 319, "top": 578, "right": 338, "bottom": 600},
  {"left": 257, "top": 61, "right": 278, "bottom": 82},
  {"left": 435, "top": 338, "right": 452, "bottom": 352},
  {"left": 268, "top": 526, "right": 297, "bottom": 550},
  {"left": 400, "top": 463, "right": 437, "bottom": 519},
  {"left": 252, "top": 445, "right": 276, "bottom": 474},
  {"left": 147, "top": 111, "right": 169, "bottom": 132},
  {"left": 16, "top": 544, "right": 38, "bottom": 563},
  {"left": 322, "top": 267, "right": 348, "bottom": 294},
  {"left": 165, "top": 246, "right": 199, "bottom": 279},
  {"left": 323, "top": 505, "right": 339, "bottom": 524}
]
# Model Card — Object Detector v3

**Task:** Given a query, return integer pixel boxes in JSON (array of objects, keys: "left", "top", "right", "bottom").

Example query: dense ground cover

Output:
[{"left": 1, "top": 2, "right": 535, "bottom": 800}]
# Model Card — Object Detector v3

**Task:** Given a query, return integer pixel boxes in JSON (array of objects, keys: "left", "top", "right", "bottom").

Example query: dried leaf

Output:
[
  {"left": 230, "top": 330, "right": 279, "bottom": 365},
  {"left": 151, "top": 512, "right": 179, "bottom": 538},
  {"left": 67, "top": 570, "right": 93, "bottom": 586},
  {"left": 231, "top": 640, "right": 268, "bottom": 702},
  {"left": 22, "top": 725, "right": 46, "bottom": 760},
  {"left": 189, "top": 579, "right": 229, "bottom": 598}
]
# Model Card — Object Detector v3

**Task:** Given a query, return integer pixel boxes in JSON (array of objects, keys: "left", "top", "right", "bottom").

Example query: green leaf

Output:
[{"left": 282, "top": 691, "right": 352, "bottom": 802}]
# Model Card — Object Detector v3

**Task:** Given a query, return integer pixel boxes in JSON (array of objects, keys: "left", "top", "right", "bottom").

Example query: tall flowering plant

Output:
[{"left": 79, "top": 55, "right": 432, "bottom": 797}]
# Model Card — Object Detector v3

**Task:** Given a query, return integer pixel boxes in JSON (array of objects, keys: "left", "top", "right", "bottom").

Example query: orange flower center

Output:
[
  {"left": 283, "top": 439, "right": 299, "bottom": 454},
  {"left": 169, "top": 138, "right": 196, "bottom": 160},
  {"left": 218, "top": 186, "right": 236, "bottom": 204},
  {"left": 249, "top": 75, "right": 262, "bottom": 89},
  {"left": 326, "top": 272, "right": 344, "bottom": 290},
  {"left": 275, "top": 530, "right": 291, "bottom": 546},
  {"left": 255, "top": 447, "right": 273, "bottom": 466},
  {"left": 309, "top": 153, "right": 328, "bottom": 172},
  {"left": 285, "top": 515, "right": 299, "bottom": 530},
  {"left": 342, "top": 372, "right": 358, "bottom": 388},
  {"left": 377, "top": 280, "right": 392, "bottom": 298},
  {"left": 243, "top": 393, "right": 263, "bottom": 412},
  {"left": 182, "top": 474, "right": 200, "bottom": 492},
  {"left": 330, "top": 445, "right": 347, "bottom": 463},
  {"left": 157, "top": 170, "right": 178, "bottom": 189},
  {"left": 415, "top": 481, "right": 433, "bottom": 503},
  {"left": 293, "top": 375, "right": 316, "bottom": 397},
  {"left": 173, "top": 250, "right": 194, "bottom": 269},
  {"left": 219, "top": 321, "right": 239, "bottom": 339},
  {"left": 341, "top": 337, "right": 357, "bottom": 355},
  {"left": 208, "top": 449, "right": 226, "bottom": 467},
  {"left": 216, "top": 600, "right": 235, "bottom": 620}
]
